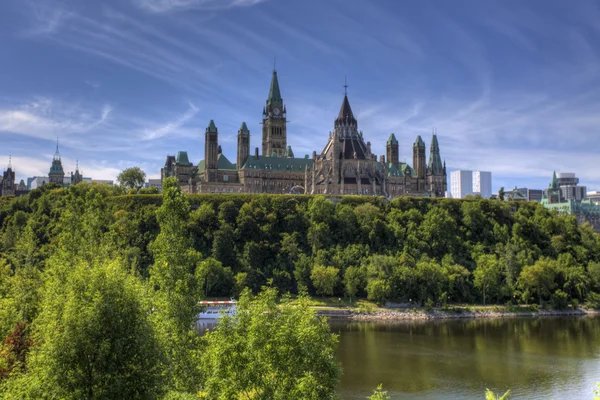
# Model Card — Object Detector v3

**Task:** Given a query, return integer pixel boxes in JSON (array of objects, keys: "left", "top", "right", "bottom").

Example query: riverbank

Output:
[{"left": 314, "top": 307, "right": 600, "bottom": 321}]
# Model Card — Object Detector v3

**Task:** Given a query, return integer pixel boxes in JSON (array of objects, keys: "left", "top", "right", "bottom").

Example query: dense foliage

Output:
[{"left": 0, "top": 179, "right": 599, "bottom": 397}]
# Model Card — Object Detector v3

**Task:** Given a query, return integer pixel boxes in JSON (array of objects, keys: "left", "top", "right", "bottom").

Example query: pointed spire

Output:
[
  {"left": 54, "top": 138, "right": 61, "bottom": 160},
  {"left": 207, "top": 120, "right": 218, "bottom": 133},
  {"left": 344, "top": 74, "right": 348, "bottom": 96},
  {"left": 7, "top": 155, "right": 12, "bottom": 170},
  {"left": 239, "top": 121, "right": 249, "bottom": 134},
  {"left": 267, "top": 69, "right": 282, "bottom": 106},
  {"left": 335, "top": 94, "right": 356, "bottom": 125},
  {"left": 413, "top": 135, "right": 425, "bottom": 147},
  {"left": 387, "top": 133, "right": 398, "bottom": 145},
  {"left": 551, "top": 171, "right": 558, "bottom": 189},
  {"left": 428, "top": 132, "right": 443, "bottom": 175}
]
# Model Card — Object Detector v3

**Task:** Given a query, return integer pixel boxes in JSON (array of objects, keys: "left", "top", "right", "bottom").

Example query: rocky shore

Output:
[{"left": 315, "top": 307, "right": 600, "bottom": 321}]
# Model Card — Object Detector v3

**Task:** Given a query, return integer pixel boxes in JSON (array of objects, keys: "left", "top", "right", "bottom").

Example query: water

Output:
[{"left": 331, "top": 317, "right": 600, "bottom": 399}]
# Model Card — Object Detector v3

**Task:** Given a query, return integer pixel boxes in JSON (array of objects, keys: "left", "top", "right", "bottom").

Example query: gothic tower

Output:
[
  {"left": 413, "top": 135, "right": 426, "bottom": 180},
  {"left": 427, "top": 133, "right": 446, "bottom": 196},
  {"left": 71, "top": 159, "right": 83, "bottom": 185},
  {"left": 1, "top": 156, "right": 16, "bottom": 196},
  {"left": 204, "top": 120, "right": 219, "bottom": 182},
  {"left": 262, "top": 69, "right": 287, "bottom": 157},
  {"left": 386, "top": 133, "right": 399, "bottom": 166},
  {"left": 237, "top": 122, "right": 250, "bottom": 169},
  {"left": 49, "top": 140, "right": 65, "bottom": 185}
]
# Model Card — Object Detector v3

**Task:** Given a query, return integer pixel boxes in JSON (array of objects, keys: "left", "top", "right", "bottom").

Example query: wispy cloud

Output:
[
  {"left": 20, "top": 1, "right": 73, "bottom": 36},
  {"left": 0, "top": 98, "right": 112, "bottom": 140},
  {"left": 133, "top": 0, "right": 269, "bottom": 13},
  {"left": 142, "top": 102, "right": 199, "bottom": 140}
]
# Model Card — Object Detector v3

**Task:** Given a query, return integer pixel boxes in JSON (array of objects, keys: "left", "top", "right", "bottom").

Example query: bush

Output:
[
  {"left": 585, "top": 292, "right": 600, "bottom": 310},
  {"left": 424, "top": 298, "right": 434, "bottom": 312},
  {"left": 551, "top": 289, "right": 569, "bottom": 310}
]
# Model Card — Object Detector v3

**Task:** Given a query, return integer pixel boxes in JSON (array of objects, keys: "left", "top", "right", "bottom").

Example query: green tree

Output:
[
  {"left": 343, "top": 266, "right": 364, "bottom": 304},
  {"left": 195, "top": 257, "right": 234, "bottom": 297},
  {"left": 200, "top": 288, "right": 341, "bottom": 399},
  {"left": 368, "top": 384, "right": 390, "bottom": 400},
  {"left": 311, "top": 265, "right": 340, "bottom": 296},
  {"left": 148, "top": 177, "right": 202, "bottom": 392},
  {"left": 474, "top": 254, "right": 502, "bottom": 305},
  {"left": 117, "top": 167, "right": 147, "bottom": 191},
  {"left": 2, "top": 260, "right": 164, "bottom": 399},
  {"left": 518, "top": 258, "right": 557, "bottom": 304}
]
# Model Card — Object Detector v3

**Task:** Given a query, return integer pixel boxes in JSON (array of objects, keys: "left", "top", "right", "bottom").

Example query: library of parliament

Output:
[{"left": 161, "top": 70, "right": 447, "bottom": 198}]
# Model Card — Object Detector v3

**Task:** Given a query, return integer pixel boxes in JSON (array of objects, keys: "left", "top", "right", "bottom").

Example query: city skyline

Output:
[{"left": 1, "top": 0, "right": 600, "bottom": 191}]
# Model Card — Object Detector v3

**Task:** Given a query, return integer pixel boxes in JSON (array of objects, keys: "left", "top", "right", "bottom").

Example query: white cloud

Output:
[
  {"left": 133, "top": 0, "right": 269, "bottom": 13},
  {"left": 21, "top": 2, "right": 73, "bottom": 37},
  {"left": 142, "top": 103, "right": 199, "bottom": 140}
]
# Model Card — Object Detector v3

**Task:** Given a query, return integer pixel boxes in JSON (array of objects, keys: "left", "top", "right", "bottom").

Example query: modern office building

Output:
[
  {"left": 450, "top": 170, "right": 473, "bottom": 199},
  {"left": 472, "top": 171, "right": 492, "bottom": 198},
  {"left": 543, "top": 172, "right": 587, "bottom": 202}
]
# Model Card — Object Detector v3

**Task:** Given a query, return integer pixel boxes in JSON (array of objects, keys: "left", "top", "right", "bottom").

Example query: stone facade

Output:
[{"left": 161, "top": 70, "right": 447, "bottom": 198}]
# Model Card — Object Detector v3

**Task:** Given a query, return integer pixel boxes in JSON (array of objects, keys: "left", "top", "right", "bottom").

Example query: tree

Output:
[
  {"left": 117, "top": 167, "right": 146, "bottom": 191},
  {"left": 200, "top": 288, "right": 341, "bottom": 399},
  {"left": 518, "top": 258, "right": 557, "bottom": 304},
  {"left": 195, "top": 257, "right": 233, "bottom": 297},
  {"left": 473, "top": 254, "right": 502, "bottom": 305},
  {"left": 2, "top": 260, "right": 164, "bottom": 399},
  {"left": 498, "top": 187, "right": 505, "bottom": 201},
  {"left": 343, "top": 266, "right": 364, "bottom": 304},
  {"left": 311, "top": 265, "right": 339, "bottom": 296}
]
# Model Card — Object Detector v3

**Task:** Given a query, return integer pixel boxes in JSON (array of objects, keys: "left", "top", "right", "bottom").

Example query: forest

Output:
[{"left": 1, "top": 177, "right": 600, "bottom": 397}]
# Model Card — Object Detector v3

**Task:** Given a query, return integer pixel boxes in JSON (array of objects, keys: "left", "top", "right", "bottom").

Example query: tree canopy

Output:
[{"left": 117, "top": 167, "right": 147, "bottom": 190}]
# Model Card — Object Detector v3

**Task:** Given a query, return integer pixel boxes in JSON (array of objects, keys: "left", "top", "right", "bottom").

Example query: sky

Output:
[{"left": 1, "top": 0, "right": 600, "bottom": 192}]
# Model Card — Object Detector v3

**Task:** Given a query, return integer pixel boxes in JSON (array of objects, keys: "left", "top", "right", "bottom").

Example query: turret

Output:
[
  {"left": 386, "top": 133, "right": 399, "bottom": 166},
  {"left": 412, "top": 135, "right": 426, "bottom": 180},
  {"left": 205, "top": 120, "right": 219, "bottom": 182},
  {"left": 237, "top": 122, "right": 250, "bottom": 169}
]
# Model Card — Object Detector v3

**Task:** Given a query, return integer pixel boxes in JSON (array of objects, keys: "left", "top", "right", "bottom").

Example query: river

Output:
[{"left": 331, "top": 316, "right": 600, "bottom": 399}]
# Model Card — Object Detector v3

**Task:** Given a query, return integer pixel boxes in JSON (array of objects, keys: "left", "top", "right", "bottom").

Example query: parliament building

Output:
[{"left": 161, "top": 70, "right": 447, "bottom": 198}]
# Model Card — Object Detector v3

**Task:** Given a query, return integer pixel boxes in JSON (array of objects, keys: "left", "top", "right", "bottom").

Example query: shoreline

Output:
[{"left": 315, "top": 308, "right": 600, "bottom": 321}]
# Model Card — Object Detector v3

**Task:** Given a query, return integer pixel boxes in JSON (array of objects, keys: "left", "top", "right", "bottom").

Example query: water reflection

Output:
[{"left": 332, "top": 317, "right": 600, "bottom": 400}]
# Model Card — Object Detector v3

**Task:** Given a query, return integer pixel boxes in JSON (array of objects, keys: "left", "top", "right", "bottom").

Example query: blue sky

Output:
[{"left": 1, "top": 0, "right": 600, "bottom": 192}]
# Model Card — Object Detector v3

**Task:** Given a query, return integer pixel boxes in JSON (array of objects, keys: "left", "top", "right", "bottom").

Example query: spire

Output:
[
  {"left": 76, "top": 158, "right": 79, "bottom": 171},
  {"left": 267, "top": 69, "right": 282, "bottom": 106},
  {"left": 387, "top": 133, "right": 398, "bottom": 145},
  {"left": 551, "top": 171, "right": 558, "bottom": 189},
  {"left": 207, "top": 120, "right": 218, "bottom": 133},
  {"left": 7, "top": 155, "right": 11, "bottom": 170},
  {"left": 344, "top": 74, "right": 348, "bottom": 96},
  {"left": 54, "top": 138, "right": 61, "bottom": 160},
  {"left": 335, "top": 94, "right": 356, "bottom": 125},
  {"left": 413, "top": 135, "right": 425, "bottom": 147},
  {"left": 239, "top": 121, "right": 249, "bottom": 134},
  {"left": 428, "top": 132, "right": 443, "bottom": 175}
]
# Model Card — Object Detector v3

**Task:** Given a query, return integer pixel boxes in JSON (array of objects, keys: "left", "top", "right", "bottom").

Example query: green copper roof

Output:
[
  {"left": 241, "top": 155, "right": 311, "bottom": 172},
  {"left": 217, "top": 154, "right": 236, "bottom": 170},
  {"left": 176, "top": 151, "right": 192, "bottom": 166},
  {"left": 284, "top": 145, "right": 294, "bottom": 158},
  {"left": 414, "top": 135, "right": 425, "bottom": 147},
  {"left": 387, "top": 133, "right": 398, "bottom": 145},
  {"left": 207, "top": 120, "right": 218, "bottom": 133},
  {"left": 239, "top": 122, "right": 249, "bottom": 134},
  {"left": 550, "top": 171, "right": 558, "bottom": 189},
  {"left": 49, "top": 159, "right": 64, "bottom": 175},
  {"left": 267, "top": 70, "right": 283, "bottom": 106},
  {"left": 198, "top": 159, "right": 205, "bottom": 171},
  {"left": 427, "top": 134, "right": 444, "bottom": 175}
]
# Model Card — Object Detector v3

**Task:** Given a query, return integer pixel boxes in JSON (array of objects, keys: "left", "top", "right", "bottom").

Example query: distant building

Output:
[
  {"left": 147, "top": 178, "right": 162, "bottom": 192},
  {"left": 450, "top": 170, "right": 473, "bottom": 199},
  {"left": 90, "top": 179, "right": 114, "bottom": 186},
  {"left": 505, "top": 187, "right": 543, "bottom": 202},
  {"left": 472, "top": 171, "right": 492, "bottom": 199},
  {"left": 541, "top": 172, "right": 600, "bottom": 232},
  {"left": 543, "top": 172, "right": 587, "bottom": 202},
  {"left": 1, "top": 157, "right": 28, "bottom": 197},
  {"left": 586, "top": 191, "right": 600, "bottom": 205}
]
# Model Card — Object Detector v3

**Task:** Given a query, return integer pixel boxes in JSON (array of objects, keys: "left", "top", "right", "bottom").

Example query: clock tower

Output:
[{"left": 262, "top": 69, "right": 287, "bottom": 157}]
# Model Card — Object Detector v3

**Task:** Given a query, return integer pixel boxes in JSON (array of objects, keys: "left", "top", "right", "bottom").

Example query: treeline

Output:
[
  {"left": 2, "top": 181, "right": 600, "bottom": 309},
  {"left": 0, "top": 180, "right": 340, "bottom": 398}
]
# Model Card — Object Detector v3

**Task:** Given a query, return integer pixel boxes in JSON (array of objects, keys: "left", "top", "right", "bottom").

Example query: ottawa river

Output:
[{"left": 331, "top": 316, "right": 600, "bottom": 399}]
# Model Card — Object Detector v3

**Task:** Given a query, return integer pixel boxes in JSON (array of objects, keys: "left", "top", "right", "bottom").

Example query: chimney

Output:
[
  {"left": 380, "top": 155, "right": 385, "bottom": 164},
  {"left": 255, "top": 147, "right": 259, "bottom": 158}
]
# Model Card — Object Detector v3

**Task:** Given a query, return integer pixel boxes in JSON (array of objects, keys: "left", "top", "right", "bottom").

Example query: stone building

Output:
[
  {"left": 1, "top": 157, "right": 29, "bottom": 197},
  {"left": 161, "top": 70, "right": 447, "bottom": 198}
]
